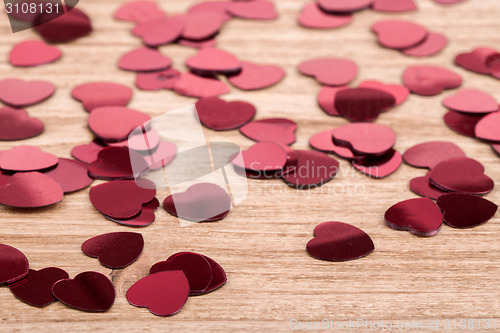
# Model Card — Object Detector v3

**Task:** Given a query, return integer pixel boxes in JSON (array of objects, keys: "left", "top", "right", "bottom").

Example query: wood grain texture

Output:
[{"left": 1, "top": 0, "right": 500, "bottom": 332}]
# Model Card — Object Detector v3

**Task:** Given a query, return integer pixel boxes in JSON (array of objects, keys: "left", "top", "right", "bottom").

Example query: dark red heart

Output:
[
  {"left": 72, "top": 82, "right": 133, "bottom": 112},
  {"left": 475, "top": 111, "right": 500, "bottom": 142},
  {"left": 437, "top": 193, "right": 498, "bottom": 228},
  {"left": 71, "top": 140, "right": 105, "bottom": 164},
  {"left": 307, "top": 222, "right": 374, "bottom": 261},
  {"left": 43, "top": 158, "right": 93, "bottom": 193},
  {"left": 127, "top": 270, "right": 189, "bottom": 316},
  {"left": 9, "top": 267, "right": 69, "bottom": 307},
  {"left": 81, "top": 232, "right": 144, "bottom": 269},
  {"left": 88, "top": 146, "right": 148, "bottom": 180},
  {"left": 0, "top": 172, "right": 63, "bottom": 208},
  {"left": 196, "top": 97, "right": 256, "bottom": 131},
  {"left": 0, "top": 244, "right": 29, "bottom": 284},
  {"left": 334, "top": 87, "right": 396, "bottom": 122},
  {"left": 443, "top": 110, "right": 485, "bottom": 138},
  {"left": 409, "top": 173, "right": 447, "bottom": 200},
  {"left": 281, "top": 150, "right": 339, "bottom": 189},
  {"left": 0, "top": 107, "right": 44, "bottom": 141},
  {"left": 34, "top": 7, "right": 92, "bottom": 43},
  {"left": 106, "top": 198, "right": 159, "bottom": 227},
  {"left": 52, "top": 272, "right": 115, "bottom": 312},
  {"left": 385, "top": 198, "right": 443, "bottom": 236}
]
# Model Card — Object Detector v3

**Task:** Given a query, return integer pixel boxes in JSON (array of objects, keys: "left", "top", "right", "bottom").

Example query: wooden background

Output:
[{"left": 1, "top": 0, "right": 499, "bottom": 332}]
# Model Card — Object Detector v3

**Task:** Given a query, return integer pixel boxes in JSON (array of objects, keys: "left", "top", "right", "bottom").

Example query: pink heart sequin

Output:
[
  {"left": 9, "top": 40, "right": 62, "bottom": 67},
  {"left": 0, "top": 79, "right": 55, "bottom": 107}
]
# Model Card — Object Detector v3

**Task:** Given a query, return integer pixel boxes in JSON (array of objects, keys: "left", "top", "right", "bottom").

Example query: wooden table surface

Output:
[{"left": 1, "top": 0, "right": 499, "bottom": 332}]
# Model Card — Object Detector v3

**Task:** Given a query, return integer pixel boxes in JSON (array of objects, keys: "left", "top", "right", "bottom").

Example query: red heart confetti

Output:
[
  {"left": 106, "top": 198, "right": 159, "bottom": 227},
  {"left": 0, "top": 146, "right": 58, "bottom": 172},
  {"left": 0, "top": 172, "right": 63, "bottom": 208},
  {"left": 403, "top": 65, "right": 462, "bottom": 96},
  {"left": 81, "top": 232, "right": 144, "bottom": 269},
  {"left": 34, "top": 7, "right": 92, "bottom": 43},
  {"left": 240, "top": 118, "right": 297, "bottom": 145},
  {"left": 178, "top": 12, "right": 226, "bottom": 40},
  {"left": 135, "top": 68, "right": 181, "bottom": 91},
  {"left": 163, "top": 183, "right": 231, "bottom": 222},
  {"left": 89, "top": 180, "right": 156, "bottom": 219},
  {"left": 227, "top": 0, "right": 278, "bottom": 20},
  {"left": 71, "top": 140, "right": 106, "bottom": 164},
  {"left": 442, "top": 89, "right": 498, "bottom": 114},
  {"left": 298, "top": 3, "right": 352, "bottom": 29},
  {"left": 0, "top": 79, "right": 55, "bottom": 107},
  {"left": 44, "top": 158, "right": 93, "bottom": 193},
  {"left": 72, "top": 82, "right": 133, "bottom": 112},
  {"left": 88, "top": 106, "right": 151, "bottom": 142},
  {"left": 196, "top": 97, "right": 256, "bottom": 131},
  {"left": 227, "top": 61, "right": 285, "bottom": 91},
  {"left": 332, "top": 123, "right": 396, "bottom": 156},
  {"left": 436, "top": 193, "right": 498, "bottom": 229},
  {"left": 402, "top": 141, "right": 466, "bottom": 169},
  {"left": 429, "top": 157, "right": 494, "bottom": 195},
  {"left": 132, "top": 17, "right": 184, "bottom": 47},
  {"left": 0, "top": 107, "right": 44, "bottom": 141},
  {"left": 232, "top": 142, "right": 287, "bottom": 173},
  {"left": 52, "top": 271, "right": 115, "bottom": 312},
  {"left": 309, "top": 129, "right": 354, "bottom": 159},
  {"left": 9, "top": 267, "right": 69, "bottom": 307},
  {"left": 186, "top": 48, "right": 241, "bottom": 75},
  {"left": 352, "top": 149, "right": 402, "bottom": 178},
  {"left": 173, "top": 72, "right": 230, "bottom": 98},
  {"left": 188, "top": 1, "right": 233, "bottom": 22},
  {"left": 372, "top": 20, "right": 428, "bottom": 49},
  {"left": 409, "top": 173, "right": 447, "bottom": 200},
  {"left": 9, "top": 40, "right": 62, "bottom": 67},
  {"left": 118, "top": 47, "right": 172, "bottom": 72},
  {"left": 88, "top": 146, "right": 148, "bottom": 180},
  {"left": 455, "top": 47, "right": 499, "bottom": 75},
  {"left": 475, "top": 111, "right": 500, "bottom": 142},
  {"left": 317, "top": 86, "right": 348, "bottom": 116},
  {"left": 298, "top": 57, "right": 358, "bottom": 86},
  {"left": 385, "top": 198, "right": 443, "bottom": 236},
  {"left": 443, "top": 110, "right": 485, "bottom": 138},
  {"left": 150, "top": 252, "right": 213, "bottom": 294},
  {"left": 307, "top": 222, "right": 374, "bottom": 261},
  {"left": 372, "top": 0, "right": 417, "bottom": 12},
  {"left": 317, "top": 0, "right": 373, "bottom": 12},
  {"left": 334, "top": 87, "right": 396, "bottom": 122},
  {"left": 358, "top": 80, "right": 409, "bottom": 106},
  {"left": 127, "top": 270, "right": 189, "bottom": 317},
  {"left": 114, "top": 1, "right": 166, "bottom": 23},
  {"left": 200, "top": 254, "right": 227, "bottom": 294},
  {"left": 281, "top": 150, "right": 339, "bottom": 189},
  {"left": 402, "top": 32, "right": 447, "bottom": 57},
  {"left": 0, "top": 244, "right": 29, "bottom": 284}
]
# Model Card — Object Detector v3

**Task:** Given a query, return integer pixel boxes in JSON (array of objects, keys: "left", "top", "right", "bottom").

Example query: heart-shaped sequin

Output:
[
  {"left": 385, "top": 198, "right": 443, "bottom": 236},
  {"left": 163, "top": 183, "right": 231, "bottom": 222},
  {"left": 0, "top": 107, "right": 44, "bottom": 141},
  {"left": 309, "top": 130, "right": 354, "bottom": 159},
  {"left": 443, "top": 110, "right": 485, "bottom": 138},
  {"left": 0, "top": 79, "right": 55, "bottom": 107},
  {"left": 132, "top": 17, "right": 184, "bottom": 47},
  {"left": 372, "top": 20, "right": 428, "bottom": 49},
  {"left": 402, "top": 32, "right": 447, "bottom": 57},
  {"left": 429, "top": 157, "right": 494, "bottom": 195},
  {"left": 114, "top": 1, "right": 166, "bottom": 23},
  {"left": 118, "top": 47, "right": 172, "bottom": 72},
  {"left": 372, "top": 0, "right": 417, "bottom": 12},
  {"left": 403, "top": 141, "right": 466, "bottom": 169},
  {"left": 409, "top": 173, "right": 447, "bottom": 200},
  {"left": 317, "top": 86, "right": 348, "bottom": 116},
  {"left": 44, "top": 158, "right": 93, "bottom": 193},
  {"left": 52, "top": 272, "right": 115, "bottom": 312},
  {"left": 88, "top": 146, "right": 148, "bottom": 180},
  {"left": 307, "top": 222, "right": 374, "bottom": 261},
  {"left": 232, "top": 142, "right": 288, "bottom": 173},
  {"left": 188, "top": 1, "right": 233, "bottom": 22},
  {"left": 358, "top": 80, "right": 409, "bottom": 106},
  {"left": 186, "top": 48, "right": 241, "bottom": 75},
  {"left": 34, "top": 7, "right": 92, "bottom": 43},
  {"left": 9, "top": 40, "right": 62, "bottom": 67},
  {"left": 88, "top": 107, "right": 151, "bottom": 142},
  {"left": 317, "top": 0, "right": 373, "bottom": 12},
  {"left": 173, "top": 72, "right": 230, "bottom": 98},
  {"left": 455, "top": 47, "right": 499, "bottom": 75},
  {"left": 240, "top": 118, "right": 297, "bottom": 145},
  {"left": 72, "top": 82, "right": 133, "bottom": 112},
  {"left": 127, "top": 270, "right": 189, "bottom": 316},
  {"left": 135, "top": 68, "right": 181, "bottom": 91},
  {"left": 0, "top": 146, "right": 58, "bottom": 172},
  {"left": 352, "top": 149, "right": 402, "bottom": 178},
  {"left": 281, "top": 150, "right": 339, "bottom": 189},
  {"left": 81, "top": 232, "right": 144, "bottom": 269},
  {"left": 227, "top": 61, "right": 285, "bottom": 91},
  {"left": 227, "top": 0, "right": 278, "bottom": 20},
  {"left": 298, "top": 57, "right": 358, "bottom": 86},
  {"left": 442, "top": 89, "right": 498, "bottom": 114},
  {"left": 332, "top": 123, "right": 396, "bottom": 156},
  {"left": 195, "top": 97, "right": 256, "bottom": 131},
  {"left": 403, "top": 65, "right": 462, "bottom": 96},
  {"left": 71, "top": 140, "right": 105, "bottom": 164},
  {"left": 9, "top": 267, "right": 69, "bottom": 307},
  {"left": 178, "top": 11, "right": 226, "bottom": 40},
  {"left": 106, "top": 198, "right": 159, "bottom": 228},
  {"left": 475, "top": 111, "right": 500, "bottom": 142},
  {"left": 334, "top": 87, "right": 396, "bottom": 122},
  {"left": 0, "top": 172, "right": 63, "bottom": 208},
  {"left": 0, "top": 244, "right": 29, "bottom": 284},
  {"left": 89, "top": 180, "right": 156, "bottom": 219},
  {"left": 298, "top": 3, "right": 352, "bottom": 29},
  {"left": 437, "top": 193, "right": 498, "bottom": 228}
]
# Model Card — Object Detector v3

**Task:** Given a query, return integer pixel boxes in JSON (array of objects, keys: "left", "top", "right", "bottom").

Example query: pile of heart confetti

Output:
[{"left": 0, "top": 0, "right": 498, "bottom": 318}]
